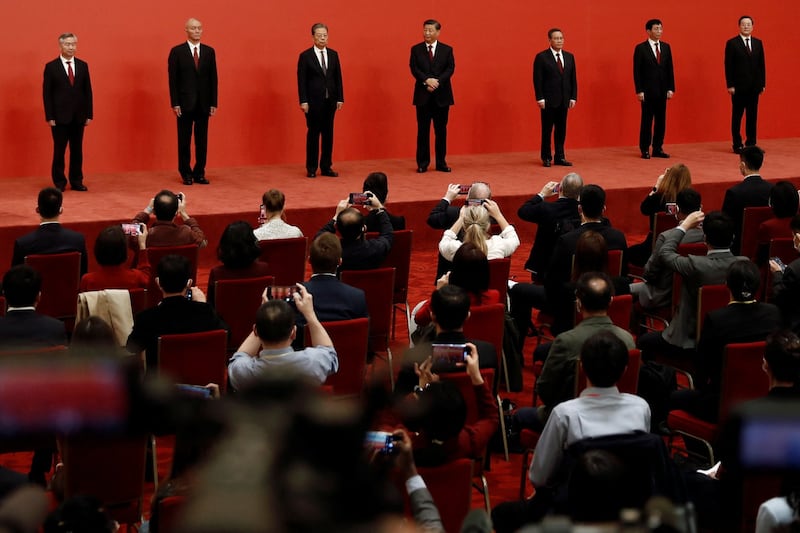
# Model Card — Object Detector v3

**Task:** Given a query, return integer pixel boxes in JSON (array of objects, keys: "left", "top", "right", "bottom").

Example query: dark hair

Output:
[
  {"left": 44, "top": 495, "right": 116, "bottom": 533},
  {"left": 94, "top": 225, "right": 128, "bottom": 266},
  {"left": 568, "top": 449, "right": 628, "bottom": 522},
  {"left": 153, "top": 190, "right": 179, "bottom": 221},
  {"left": 71, "top": 316, "right": 117, "bottom": 356},
  {"left": 579, "top": 185, "right": 606, "bottom": 219},
  {"left": 575, "top": 271, "right": 614, "bottom": 312},
  {"left": 311, "top": 23, "right": 328, "bottom": 35},
  {"left": 448, "top": 242, "right": 490, "bottom": 301},
  {"left": 703, "top": 211, "right": 735, "bottom": 249},
  {"left": 423, "top": 19, "right": 441, "bottom": 30},
  {"left": 765, "top": 330, "right": 800, "bottom": 383},
  {"left": 770, "top": 181, "right": 799, "bottom": 219},
  {"left": 310, "top": 233, "right": 342, "bottom": 274},
  {"left": 645, "top": 19, "right": 662, "bottom": 31},
  {"left": 738, "top": 15, "right": 754, "bottom": 25},
  {"left": 561, "top": 173, "right": 583, "bottom": 199},
  {"left": 676, "top": 188, "right": 702, "bottom": 214},
  {"left": 574, "top": 231, "right": 608, "bottom": 280},
  {"left": 740, "top": 146, "right": 764, "bottom": 171},
  {"left": 217, "top": 221, "right": 261, "bottom": 269},
  {"left": 429, "top": 284, "right": 470, "bottom": 331},
  {"left": 2, "top": 265, "right": 41, "bottom": 307},
  {"left": 262, "top": 189, "right": 286, "bottom": 214},
  {"left": 38, "top": 187, "right": 63, "bottom": 219},
  {"left": 548, "top": 28, "right": 562, "bottom": 39},
  {"left": 255, "top": 300, "right": 295, "bottom": 343},
  {"left": 58, "top": 33, "right": 77, "bottom": 43},
  {"left": 362, "top": 172, "right": 389, "bottom": 204},
  {"left": 335, "top": 207, "right": 364, "bottom": 242},
  {"left": 156, "top": 255, "right": 191, "bottom": 293},
  {"left": 726, "top": 260, "right": 760, "bottom": 302},
  {"left": 580, "top": 331, "right": 629, "bottom": 387}
]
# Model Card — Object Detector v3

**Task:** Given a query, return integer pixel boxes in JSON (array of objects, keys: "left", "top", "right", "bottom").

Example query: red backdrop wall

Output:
[{"left": 4, "top": 1, "right": 799, "bottom": 180}]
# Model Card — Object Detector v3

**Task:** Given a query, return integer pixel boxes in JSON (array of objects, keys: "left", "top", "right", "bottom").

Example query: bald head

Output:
[
  {"left": 184, "top": 18, "right": 203, "bottom": 43},
  {"left": 468, "top": 182, "right": 492, "bottom": 200},
  {"left": 560, "top": 173, "right": 583, "bottom": 199}
]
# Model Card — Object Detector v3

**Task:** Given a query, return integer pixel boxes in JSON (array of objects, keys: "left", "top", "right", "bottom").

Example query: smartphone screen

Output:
[
  {"left": 349, "top": 192, "right": 372, "bottom": 206},
  {"left": 665, "top": 203, "right": 678, "bottom": 216},
  {"left": 268, "top": 285, "right": 298, "bottom": 302},
  {"left": 466, "top": 198, "right": 485, "bottom": 207},
  {"left": 175, "top": 384, "right": 213, "bottom": 399},
  {"left": 258, "top": 204, "right": 267, "bottom": 225},
  {"left": 458, "top": 183, "right": 472, "bottom": 195},
  {"left": 121, "top": 223, "right": 142, "bottom": 236},
  {"left": 364, "top": 431, "right": 400, "bottom": 455},
  {"left": 431, "top": 343, "right": 468, "bottom": 365}
]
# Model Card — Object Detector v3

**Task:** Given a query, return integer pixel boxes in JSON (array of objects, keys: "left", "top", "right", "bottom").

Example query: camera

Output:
[
  {"left": 552, "top": 183, "right": 561, "bottom": 193},
  {"left": 268, "top": 285, "right": 299, "bottom": 302},
  {"left": 771, "top": 256, "right": 787, "bottom": 273},
  {"left": 364, "top": 431, "right": 401, "bottom": 455},
  {"left": 349, "top": 192, "right": 373, "bottom": 206},
  {"left": 175, "top": 384, "right": 213, "bottom": 399},
  {"left": 665, "top": 202, "right": 678, "bottom": 216},
  {"left": 258, "top": 204, "right": 267, "bottom": 224},
  {"left": 121, "top": 223, "right": 144, "bottom": 236},
  {"left": 466, "top": 198, "right": 486, "bottom": 207},
  {"left": 432, "top": 343, "right": 469, "bottom": 365},
  {"left": 458, "top": 183, "right": 472, "bottom": 195},
  {"left": 176, "top": 193, "right": 184, "bottom": 202}
]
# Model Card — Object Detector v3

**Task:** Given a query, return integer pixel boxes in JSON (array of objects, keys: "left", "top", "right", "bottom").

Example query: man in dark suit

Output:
[
  {"left": 42, "top": 33, "right": 92, "bottom": 192},
  {"left": 725, "top": 16, "right": 766, "bottom": 154},
  {"left": 297, "top": 23, "right": 344, "bottom": 178},
  {"left": 316, "top": 197, "right": 393, "bottom": 271},
  {"left": 410, "top": 19, "right": 455, "bottom": 173},
  {"left": 533, "top": 29, "right": 577, "bottom": 167},
  {"left": 168, "top": 18, "right": 218, "bottom": 186},
  {"left": 12, "top": 187, "right": 88, "bottom": 275},
  {"left": 721, "top": 146, "right": 772, "bottom": 254},
  {"left": 769, "top": 215, "right": 800, "bottom": 333},
  {"left": 633, "top": 19, "right": 675, "bottom": 159},
  {"left": 0, "top": 265, "right": 66, "bottom": 349}
]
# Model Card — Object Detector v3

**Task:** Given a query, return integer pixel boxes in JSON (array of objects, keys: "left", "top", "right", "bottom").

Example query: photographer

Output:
[{"left": 132, "top": 190, "right": 206, "bottom": 249}]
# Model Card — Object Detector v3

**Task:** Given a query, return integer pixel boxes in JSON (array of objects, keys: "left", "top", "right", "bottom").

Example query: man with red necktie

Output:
[{"left": 725, "top": 15, "right": 766, "bottom": 154}]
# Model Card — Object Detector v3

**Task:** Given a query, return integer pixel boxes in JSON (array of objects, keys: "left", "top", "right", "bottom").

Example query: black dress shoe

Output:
[
  {"left": 542, "top": 160, "right": 552, "bottom": 167},
  {"left": 641, "top": 152, "right": 651, "bottom": 159},
  {"left": 417, "top": 167, "right": 428, "bottom": 173},
  {"left": 182, "top": 177, "right": 193, "bottom": 185},
  {"left": 193, "top": 176, "right": 210, "bottom": 185},
  {"left": 320, "top": 170, "right": 339, "bottom": 177},
  {"left": 652, "top": 150, "right": 671, "bottom": 158},
  {"left": 71, "top": 184, "right": 88, "bottom": 191},
  {"left": 554, "top": 159, "right": 573, "bottom": 166},
  {"left": 307, "top": 172, "right": 316, "bottom": 178},
  {"left": 435, "top": 166, "right": 452, "bottom": 172}
]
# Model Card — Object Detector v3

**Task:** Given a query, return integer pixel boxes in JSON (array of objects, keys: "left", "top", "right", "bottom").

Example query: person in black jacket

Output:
[
  {"left": 725, "top": 16, "right": 766, "bottom": 153},
  {"left": 362, "top": 172, "right": 405, "bottom": 231},
  {"left": 721, "top": 146, "right": 772, "bottom": 255},
  {"left": 769, "top": 214, "right": 800, "bottom": 333},
  {"left": 316, "top": 197, "right": 393, "bottom": 271}
]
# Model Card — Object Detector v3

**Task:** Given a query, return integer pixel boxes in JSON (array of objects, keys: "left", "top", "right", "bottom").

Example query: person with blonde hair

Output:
[
  {"left": 438, "top": 199, "right": 519, "bottom": 261},
  {"left": 253, "top": 189, "right": 303, "bottom": 241}
]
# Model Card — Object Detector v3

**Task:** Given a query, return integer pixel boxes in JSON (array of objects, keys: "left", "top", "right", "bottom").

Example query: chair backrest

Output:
[
  {"left": 575, "top": 349, "right": 641, "bottom": 396},
  {"left": 462, "top": 304, "right": 505, "bottom": 371},
  {"left": 258, "top": 237, "right": 308, "bottom": 286},
  {"left": 415, "top": 459, "right": 473, "bottom": 533},
  {"left": 652, "top": 212, "right": 676, "bottom": 249},
  {"left": 155, "top": 495, "right": 187, "bottom": 533},
  {"left": 768, "top": 238, "right": 797, "bottom": 265},
  {"left": 128, "top": 288, "right": 148, "bottom": 317},
  {"left": 570, "top": 249, "right": 624, "bottom": 281},
  {"left": 741, "top": 207, "right": 775, "bottom": 260},
  {"left": 439, "top": 369, "right": 497, "bottom": 426},
  {"left": 24, "top": 252, "right": 81, "bottom": 321},
  {"left": 214, "top": 276, "right": 274, "bottom": 351},
  {"left": 488, "top": 258, "right": 512, "bottom": 307},
  {"left": 61, "top": 434, "right": 148, "bottom": 525},
  {"left": 574, "top": 294, "right": 634, "bottom": 332},
  {"left": 306, "top": 318, "right": 369, "bottom": 396},
  {"left": 371, "top": 229, "right": 413, "bottom": 305},
  {"left": 340, "top": 268, "right": 395, "bottom": 351},
  {"left": 696, "top": 284, "right": 731, "bottom": 342},
  {"left": 718, "top": 341, "right": 770, "bottom": 421},
  {"left": 157, "top": 329, "right": 229, "bottom": 392},
  {"left": 145, "top": 244, "right": 200, "bottom": 308}
]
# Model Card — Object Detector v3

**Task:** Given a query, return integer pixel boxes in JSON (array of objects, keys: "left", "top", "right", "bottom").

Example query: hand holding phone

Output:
[
  {"left": 121, "top": 223, "right": 143, "bottom": 236},
  {"left": 364, "top": 431, "right": 402, "bottom": 455},
  {"left": 349, "top": 192, "right": 373, "bottom": 206}
]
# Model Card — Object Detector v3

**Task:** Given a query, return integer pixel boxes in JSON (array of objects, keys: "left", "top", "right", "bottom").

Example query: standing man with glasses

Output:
[
  {"left": 297, "top": 23, "right": 344, "bottom": 178},
  {"left": 43, "top": 33, "right": 92, "bottom": 192},
  {"left": 725, "top": 16, "right": 766, "bottom": 155},
  {"left": 168, "top": 18, "right": 218, "bottom": 186}
]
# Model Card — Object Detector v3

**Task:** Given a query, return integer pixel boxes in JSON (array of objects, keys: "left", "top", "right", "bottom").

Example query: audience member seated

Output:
[
  {"left": 770, "top": 214, "right": 800, "bottom": 334},
  {"left": 517, "top": 172, "right": 583, "bottom": 283},
  {"left": 70, "top": 316, "right": 127, "bottom": 358},
  {"left": 491, "top": 331, "right": 650, "bottom": 533},
  {"left": 253, "top": 189, "right": 303, "bottom": 241},
  {"left": 228, "top": 285, "right": 337, "bottom": 389},
  {"left": 757, "top": 180, "right": 799, "bottom": 264},
  {"left": 721, "top": 145, "right": 772, "bottom": 255},
  {"left": 413, "top": 242, "right": 500, "bottom": 330},
  {"left": 132, "top": 190, "right": 207, "bottom": 249},
  {"left": 362, "top": 172, "right": 406, "bottom": 231},
  {"left": 438, "top": 199, "right": 519, "bottom": 262},
  {"left": 316, "top": 196, "right": 393, "bottom": 271},
  {"left": 399, "top": 285, "right": 498, "bottom": 394},
  {"left": 126, "top": 255, "right": 227, "bottom": 372},
  {"left": 514, "top": 272, "right": 635, "bottom": 433},
  {"left": 0, "top": 265, "right": 66, "bottom": 350},
  {"left": 638, "top": 210, "right": 745, "bottom": 362},
  {"left": 669, "top": 260, "right": 780, "bottom": 423},
  {"left": 756, "top": 476, "right": 800, "bottom": 533},
  {"left": 427, "top": 182, "right": 492, "bottom": 282},
  {"left": 630, "top": 188, "right": 704, "bottom": 310},
  {"left": 628, "top": 163, "right": 693, "bottom": 266},
  {"left": 79, "top": 225, "right": 150, "bottom": 292},
  {"left": 206, "top": 220, "right": 271, "bottom": 307},
  {"left": 11, "top": 187, "right": 88, "bottom": 275}
]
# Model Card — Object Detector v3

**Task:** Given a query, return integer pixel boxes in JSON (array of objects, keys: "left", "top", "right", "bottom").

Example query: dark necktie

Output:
[
  {"left": 655, "top": 42, "right": 661, "bottom": 64},
  {"left": 556, "top": 52, "right": 564, "bottom": 73},
  {"left": 193, "top": 46, "right": 199, "bottom": 69},
  {"left": 745, "top": 37, "right": 752, "bottom": 54},
  {"left": 428, "top": 44, "right": 433, "bottom": 61},
  {"left": 66, "top": 61, "right": 74, "bottom": 86},
  {"left": 320, "top": 50, "right": 327, "bottom": 75}
]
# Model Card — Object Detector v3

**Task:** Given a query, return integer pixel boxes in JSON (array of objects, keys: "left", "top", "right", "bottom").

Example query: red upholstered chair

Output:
[
  {"left": 607, "top": 249, "right": 624, "bottom": 276},
  {"left": 741, "top": 206, "right": 775, "bottom": 261},
  {"left": 0, "top": 295, "right": 5, "bottom": 316},
  {"left": 488, "top": 257, "right": 512, "bottom": 308},
  {"left": 145, "top": 244, "right": 199, "bottom": 308},
  {"left": 155, "top": 495, "right": 187, "bottom": 533},
  {"left": 61, "top": 434, "right": 148, "bottom": 527},
  {"left": 341, "top": 268, "right": 395, "bottom": 387},
  {"left": 305, "top": 318, "right": 369, "bottom": 397},
  {"left": 652, "top": 212, "right": 677, "bottom": 249},
  {"left": 414, "top": 459, "right": 473, "bottom": 533},
  {"left": 128, "top": 288, "right": 148, "bottom": 317},
  {"left": 213, "top": 275, "right": 274, "bottom": 352},
  {"left": 463, "top": 303, "right": 506, "bottom": 392},
  {"left": 575, "top": 294, "right": 634, "bottom": 333},
  {"left": 667, "top": 341, "right": 769, "bottom": 466},
  {"left": 696, "top": 284, "right": 731, "bottom": 343},
  {"left": 369, "top": 229, "right": 413, "bottom": 339},
  {"left": 157, "top": 329, "right": 229, "bottom": 392},
  {"left": 24, "top": 252, "right": 81, "bottom": 324},
  {"left": 257, "top": 237, "right": 308, "bottom": 286}
]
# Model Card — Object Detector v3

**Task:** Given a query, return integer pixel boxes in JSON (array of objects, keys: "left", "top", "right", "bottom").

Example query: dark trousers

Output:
[
  {"left": 639, "top": 97, "right": 668, "bottom": 153},
  {"left": 50, "top": 121, "right": 85, "bottom": 189},
  {"left": 540, "top": 105, "right": 569, "bottom": 161},
  {"left": 731, "top": 91, "right": 760, "bottom": 148},
  {"left": 415, "top": 100, "right": 450, "bottom": 169},
  {"left": 176, "top": 108, "right": 210, "bottom": 179},
  {"left": 305, "top": 99, "right": 337, "bottom": 173}
]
